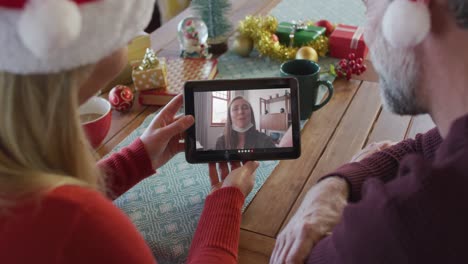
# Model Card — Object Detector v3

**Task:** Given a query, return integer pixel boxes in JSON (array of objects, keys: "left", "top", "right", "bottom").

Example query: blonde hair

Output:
[{"left": 0, "top": 66, "right": 106, "bottom": 211}]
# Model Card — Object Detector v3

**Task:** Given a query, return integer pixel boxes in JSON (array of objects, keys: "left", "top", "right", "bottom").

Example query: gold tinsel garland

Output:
[{"left": 238, "top": 15, "right": 329, "bottom": 61}]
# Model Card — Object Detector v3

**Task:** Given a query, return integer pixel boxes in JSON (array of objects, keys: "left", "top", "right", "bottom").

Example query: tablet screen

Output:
[
  {"left": 194, "top": 88, "right": 293, "bottom": 152},
  {"left": 184, "top": 77, "right": 300, "bottom": 163}
]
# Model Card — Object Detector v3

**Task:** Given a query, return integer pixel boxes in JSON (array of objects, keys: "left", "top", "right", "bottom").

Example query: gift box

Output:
[
  {"left": 132, "top": 49, "right": 168, "bottom": 91},
  {"left": 103, "top": 34, "right": 151, "bottom": 93},
  {"left": 276, "top": 22, "right": 326, "bottom": 47},
  {"left": 329, "top": 24, "right": 368, "bottom": 59}
]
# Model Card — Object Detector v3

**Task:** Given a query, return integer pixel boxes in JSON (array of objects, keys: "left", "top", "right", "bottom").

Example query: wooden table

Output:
[{"left": 98, "top": 1, "right": 435, "bottom": 263}]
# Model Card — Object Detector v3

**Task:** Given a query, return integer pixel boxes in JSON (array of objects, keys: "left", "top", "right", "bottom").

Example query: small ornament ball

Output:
[
  {"left": 232, "top": 35, "right": 254, "bottom": 57},
  {"left": 296, "top": 46, "right": 318, "bottom": 62},
  {"left": 109, "top": 85, "right": 134, "bottom": 112},
  {"left": 315, "top": 20, "right": 336, "bottom": 37},
  {"left": 271, "top": 34, "right": 279, "bottom": 43}
]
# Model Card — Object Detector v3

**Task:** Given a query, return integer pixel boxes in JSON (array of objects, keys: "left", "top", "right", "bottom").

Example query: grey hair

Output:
[{"left": 449, "top": 0, "right": 468, "bottom": 28}]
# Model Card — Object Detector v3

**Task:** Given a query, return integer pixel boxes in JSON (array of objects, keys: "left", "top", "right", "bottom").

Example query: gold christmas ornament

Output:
[
  {"left": 232, "top": 35, "right": 254, "bottom": 57},
  {"left": 296, "top": 46, "right": 318, "bottom": 62},
  {"left": 238, "top": 15, "right": 329, "bottom": 61}
]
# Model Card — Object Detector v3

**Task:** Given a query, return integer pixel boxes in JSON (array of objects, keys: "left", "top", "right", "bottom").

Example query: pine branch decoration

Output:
[{"left": 192, "top": 0, "right": 233, "bottom": 41}]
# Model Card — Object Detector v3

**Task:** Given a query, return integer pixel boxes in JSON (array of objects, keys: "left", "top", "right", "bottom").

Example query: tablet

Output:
[{"left": 184, "top": 77, "right": 301, "bottom": 163}]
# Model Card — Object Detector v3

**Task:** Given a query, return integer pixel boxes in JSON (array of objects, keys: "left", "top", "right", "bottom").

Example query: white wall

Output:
[{"left": 196, "top": 92, "right": 223, "bottom": 150}]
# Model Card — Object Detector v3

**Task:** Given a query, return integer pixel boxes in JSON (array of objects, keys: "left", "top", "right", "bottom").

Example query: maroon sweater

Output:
[{"left": 308, "top": 114, "right": 468, "bottom": 263}]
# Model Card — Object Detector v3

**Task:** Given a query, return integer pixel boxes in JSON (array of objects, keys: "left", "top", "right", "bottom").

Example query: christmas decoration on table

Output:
[
  {"left": 315, "top": 20, "right": 336, "bottom": 37},
  {"left": 295, "top": 46, "right": 318, "bottom": 62},
  {"left": 330, "top": 53, "right": 367, "bottom": 81},
  {"left": 103, "top": 34, "right": 151, "bottom": 93},
  {"left": 329, "top": 24, "right": 368, "bottom": 59},
  {"left": 131, "top": 48, "right": 168, "bottom": 91},
  {"left": 237, "top": 15, "right": 329, "bottom": 61},
  {"left": 139, "top": 58, "right": 218, "bottom": 106},
  {"left": 177, "top": 17, "right": 211, "bottom": 59},
  {"left": 109, "top": 85, "right": 134, "bottom": 113},
  {"left": 231, "top": 34, "right": 254, "bottom": 57},
  {"left": 276, "top": 21, "right": 326, "bottom": 47},
  {"left": 271, "top": 34, "right": 279, "bottom": 43},
  {"left": 191, "top": 0, "right": 232, "bottom": 55}
]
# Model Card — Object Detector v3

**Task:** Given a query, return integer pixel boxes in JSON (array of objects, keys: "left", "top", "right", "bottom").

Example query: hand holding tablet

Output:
[{"left": 184, "top": 77, "right": 301, "bottom": 163}]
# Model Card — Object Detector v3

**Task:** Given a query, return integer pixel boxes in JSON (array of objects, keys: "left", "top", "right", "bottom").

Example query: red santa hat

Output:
[
  {"left": 382, "top": 0, "right": 431, "bottom": 48},
  {"left": 0, "top": 0, "right": 155, "bottom": 74}
]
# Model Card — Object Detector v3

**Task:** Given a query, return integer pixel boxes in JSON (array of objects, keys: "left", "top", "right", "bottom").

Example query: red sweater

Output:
[
  {"left": 0, "top": 139, "right": 244, "bottom": 264},
  {"left": 307, "top": 115, "right": 468, "bottom": 263}
]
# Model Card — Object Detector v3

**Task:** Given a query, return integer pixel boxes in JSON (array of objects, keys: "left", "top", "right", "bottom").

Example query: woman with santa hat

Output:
[{"left": 0, "top": 1, "right": 257, "bottom": 263}]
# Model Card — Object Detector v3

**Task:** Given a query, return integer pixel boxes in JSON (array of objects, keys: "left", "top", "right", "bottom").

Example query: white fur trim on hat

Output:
[
  {"left": 18, "top": 0, "right": 82, "bottom": 59},
  {"left": 0, "top": 0, "right": 155, "bottom": 74},
  {"left": 382, "top": 0, "right": 431, "bottom": 48}
]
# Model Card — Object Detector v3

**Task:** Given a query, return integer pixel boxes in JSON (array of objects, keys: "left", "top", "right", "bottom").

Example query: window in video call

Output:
[{"left": 194, "top": 88, "right": 293, "bottom": 151}]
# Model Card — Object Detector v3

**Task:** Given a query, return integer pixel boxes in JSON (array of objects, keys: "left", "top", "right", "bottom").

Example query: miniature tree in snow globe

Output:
[{"left": 191, "top": 0, "right": 232, "bottom": 54}]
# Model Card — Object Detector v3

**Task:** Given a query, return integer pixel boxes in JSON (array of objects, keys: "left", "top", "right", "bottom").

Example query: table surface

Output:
[{"left": 98, "top": 1, "right": 435, "bottom": 263}]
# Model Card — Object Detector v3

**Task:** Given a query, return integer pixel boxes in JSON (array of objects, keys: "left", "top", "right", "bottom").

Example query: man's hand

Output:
[
  {"left": 270, "top": 177, "right": 348, "bottom": 264},
  {"left": 209, "top": 161, "right": 259, "bottom": 198},
  {"left": 140, "top": 94, "right": 195, "bottom": 169},
  {"left": 350, "top": 140, "right": 396, "bottom": 162}
]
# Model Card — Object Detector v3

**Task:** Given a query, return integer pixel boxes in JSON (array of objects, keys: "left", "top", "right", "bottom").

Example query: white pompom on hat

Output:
[
  {"left": 0, "top": 0, "right": 156, "bottom": 74},
  {"left": 382, "top": 0, "right": 431, "bottom": 48},
  {"left": 17, "top": 0, "right": 82, "bottom": 59}
]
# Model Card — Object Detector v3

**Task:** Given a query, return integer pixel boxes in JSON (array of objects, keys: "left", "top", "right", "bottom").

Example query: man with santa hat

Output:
[{"left": 271, "top": 0, "right": 468, "bottom": 263}]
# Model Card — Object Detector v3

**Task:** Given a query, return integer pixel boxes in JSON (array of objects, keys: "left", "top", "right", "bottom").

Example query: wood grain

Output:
[
  {"left": 239, "top": 229, "right": 276, "bottom": 263},
  {"left": 406, "top": 114, "right": 435, "bottom": 139},
  {"left": 241, "top": 79, "right": 362, "bottom": 237},
  {"left": 366, "top": 108, "right": 412, "bottom": 145},
  {"left": 238, "top": 251, "right": 271, "bottom": 264},
  {"left": 97, "top": 106, "right": 159, "bottom": 157},
  {"left": 281, "top": 81, "right": 382, "bottom": 233}
]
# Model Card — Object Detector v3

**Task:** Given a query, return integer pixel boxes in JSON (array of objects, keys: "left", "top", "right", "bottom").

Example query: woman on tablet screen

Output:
[{"left": 216, "top": 96, "right": 276, "bottom": 150}]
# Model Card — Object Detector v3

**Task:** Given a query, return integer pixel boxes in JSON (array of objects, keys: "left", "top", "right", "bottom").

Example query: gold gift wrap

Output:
[
  {"left": 132, "top": 49, "right": 168, "bottom": 91},
  {"left": 103, "top": 34, "right": 151, "bottom": 92}
]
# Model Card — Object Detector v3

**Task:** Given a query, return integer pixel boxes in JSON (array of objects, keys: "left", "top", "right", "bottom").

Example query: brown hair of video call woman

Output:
[{"left": 223, "top": 96, "right": 257, "bottom": 149}]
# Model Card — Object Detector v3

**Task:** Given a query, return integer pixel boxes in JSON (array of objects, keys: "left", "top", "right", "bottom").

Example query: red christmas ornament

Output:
[
  {"left": 271, "top": 34, "right": 279, "bottom": 43},
  {"left": 315, "top": 20, "right": 335, "bottom": 37},
  {"left": 109, "top": 85, "right": 134, "bottom": 112}
]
